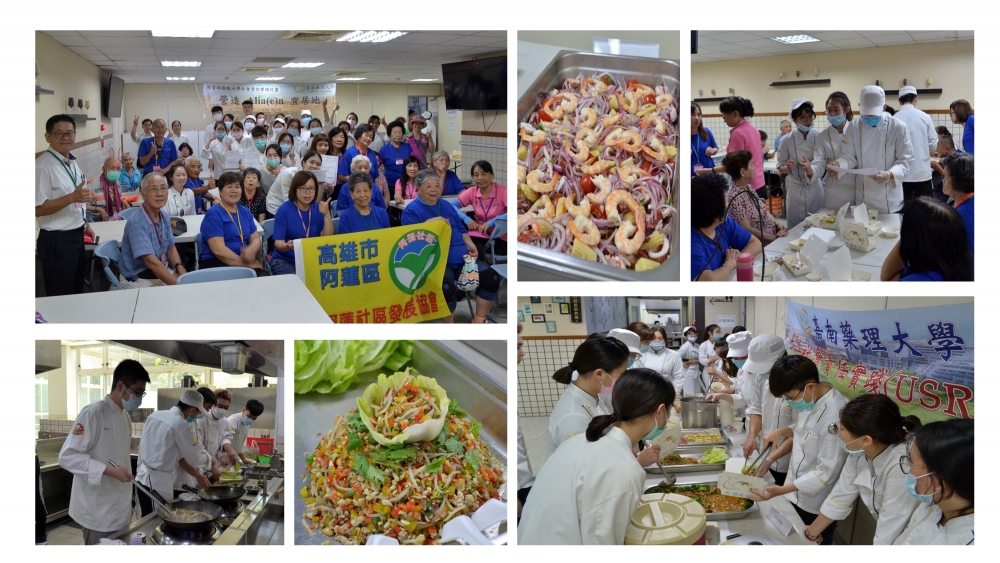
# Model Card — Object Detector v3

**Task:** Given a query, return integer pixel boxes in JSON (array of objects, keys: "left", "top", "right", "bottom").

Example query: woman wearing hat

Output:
[
  {"left": 814, "top": 92, "right": 860, "bottom": 209},
  {"left": 778, "top": 98, "right": 825, "bottom": 227},
  {"left": 407, "top": 113, "right": 434, "bottom": 167},
  {"left": 827, "top": 85, "right": 914, "bottom": 214}
]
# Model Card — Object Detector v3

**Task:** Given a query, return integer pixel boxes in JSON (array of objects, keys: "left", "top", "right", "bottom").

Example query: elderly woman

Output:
[
  {"left": 337, "top": 172, "right": 391, "bottom": 235},
  {"left": 430, "top": 151, "right": 464, "bottom": 195},
  {"left": 199, "top": 171, "right": 266, "bottom": 275},
  {"left": 118, "top": 153, "right": 143, "bottom": 193},
  {"left": 239, "top": 168, "right": 267, "bottom": 224},
  {"left": 691, "top": 173, "right": 762, "bottom": 281},
  {"left": 379, "top": 121, "right": 412, "bottom": 190},
  {"left": 337, "top": 124, "right": 387, "bottom": 196},
  {"left": 119, "top": 172, "right": 186, "bottom": 288},
  {"left": 723, "top": 151, "right": 787, "bottom": 244},
  {"left": 337, "top": 154, "right": 388, "bottom": 211},
  {"left": 940, "top": 153, "right": 974, "bottom": 253},
  {"left": 97, "top": 157, "right": 125, "bottom": 220},
  {"left": 164, "top": 163, "right": 196, "bottom": 217},
  {"left": 401, "top": 168, "right": 502, "bottom": 323},
  {"left": 269, "top": 170, "right": 334, "bottom": 276},
  {"left": 266, "top": 151, "right": 324, "bottom": 216},
  {"left": 457, "top": 160, "right": 507, "bottom": 257},
  {"left": 407, "top": 114, "right": 434, "bottom": 166}
]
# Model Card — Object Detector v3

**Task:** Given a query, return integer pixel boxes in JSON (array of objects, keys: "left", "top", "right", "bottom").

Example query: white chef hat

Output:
[
  {"left": 301, "top": 109, "right": 312, "bottom": 116},
  {"left": 273, "top": 117, "right": 285, "bottom": 125},
  {"left": 726, "top": 331, "right": 753, "bottom": 357},
  {"left": 742, "top": 334, "right": 787, "bottom": 375},
  {"left": 180, "top": 389, "right": 208, "bottom": 416},
  {"left": 788, "top": 97, "right": 813, "bottom": 122},
  {"left": 898, "top": 85, "right": 918, "bottom": 98},
  {"left": 859, "top": 85, "right": 886, "bottom": 116},
  {"left": 608, "top": 328, "right": 641, "bottom": 355},
  {"left": 421, "top": 110, "right": 432, "bottom": 120}
]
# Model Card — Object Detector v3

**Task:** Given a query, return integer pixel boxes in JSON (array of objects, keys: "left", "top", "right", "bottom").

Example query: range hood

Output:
[
  {"left": 36, "top": 341, "right": 62, "bottom": 374},
  {"left": 113, "top": 341, "right": 282, "bottom": 378}
]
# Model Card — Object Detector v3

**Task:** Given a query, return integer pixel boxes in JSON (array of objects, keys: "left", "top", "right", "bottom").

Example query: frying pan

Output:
[
  {"left": 182, "top": 484, "right": 247, "bottom": 508},
  {"left": 156, "top": 500, "right": 225, "bottom": 531}
]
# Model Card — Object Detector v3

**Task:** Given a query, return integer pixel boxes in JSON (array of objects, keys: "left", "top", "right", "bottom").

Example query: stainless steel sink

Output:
[{"left": 244, "top": 503, "right": 284, "bottom": 545}]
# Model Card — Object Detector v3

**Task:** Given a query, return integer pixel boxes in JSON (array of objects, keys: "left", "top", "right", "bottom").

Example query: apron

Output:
[
  {"left": 820, "top": 125, "right": 857, "bottom": 209},
  {"left": 782, "top": 130, "right": 825, "bottom": 227},
  {"left": 136, "top": 463, "right": 175, "bottom": 503}
]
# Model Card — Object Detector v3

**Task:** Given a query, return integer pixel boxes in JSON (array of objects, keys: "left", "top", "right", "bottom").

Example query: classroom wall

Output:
[
  {"left": 518, "top": 30, "right": 681, "bottom": 60},
  {"left": 518, "top": 296, "right": 588, "bottom": 337},
  {"left": 749, "top": 296, "right": 974, "bottom": 336},
  {"left": 703, "top": 297, "right": 743, "bottom": 332}
]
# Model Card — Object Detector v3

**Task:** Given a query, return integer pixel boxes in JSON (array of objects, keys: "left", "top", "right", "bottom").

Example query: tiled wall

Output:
[
  {"left": 39, "top": 137, "right": 123, "bottom": 189},
  {"left": 459, "top": 133, "right": 507, "bottom": 187},
  {"left": 517, "top": 337, "right": 587, "bottom": 417},
  {"left": 702, "top": 113, "right": 965, "bottom": 153}
]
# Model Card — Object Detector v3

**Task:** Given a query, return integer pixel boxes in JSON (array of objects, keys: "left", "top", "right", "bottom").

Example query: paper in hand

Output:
[{"left": 831, "top": 166, "right": 879, "bottom": 176}]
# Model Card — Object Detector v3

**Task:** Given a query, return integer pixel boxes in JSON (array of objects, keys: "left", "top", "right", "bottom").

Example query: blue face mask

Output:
[
  {"left": 839, "top": 436, "right": 865, "bottom": 456},
  {"left": 301, "top": 117, "right": 311, "bottom": 127},
  {"left": 186, "top": 416, "right": 197, "bottom": 423},
  {"left": 628, "top": 358, "right": 635, "bottom": 368},
  {"left": 904, "top": 472, "right": 938, "bottom": 505},
  {"left": 642, "top": 409, "right": 667, "bottom": 441},
  {"left": 797, "top": 123, "right": 812, "bottom": 133},
  {"left": 733, "top": 359, "right": 746, "bottom": 369},
  {"left": 224, "top": 121, "right": 233, "bottom": 129},
  {"left": 311, "top": 127, "right": 322, "bottom": 135},
  {"left": 861, "top": 115, "right": 882, "bottom": 127},
  {"left": 640, "top": 344, "right": 650, "bottom": 354},
  {"left": 650, "top": 342, "right": 665, "bottom": 351},
  {"left": 288, "top": 129, "right": 299, "bottom": 138},
  {"left": 687, "top": 337, "right": 697, "bottom": 343},
  {"left": 280, "top": 143, "right": 291, "bottom": 154},
  {"left": 242, "top": 415, "right": 254, "bottom": 427},
  {"left": 215, "top": 132, "right": 225, "bottom": 139},
  {"left": 121, "top": 387, "right": 142, "bottom": 413},
  {"left": 828, "top": 115, "right": 846, "bottom": 127},
  {"left": 712, "top": 334, "right": 721, "bottom": 341},
  {"left": 788, "top": 385, "right": 815, "bottom": 411}
]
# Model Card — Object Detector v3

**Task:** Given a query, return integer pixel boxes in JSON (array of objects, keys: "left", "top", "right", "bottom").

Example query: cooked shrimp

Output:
[
  {"left": 520, "top": 125, "right": 546, "bottom": 143},
  {"left": 616, "top": 92, "right": 639, "bottom": 114},
  {"left": 641, "top": 137, "right": 677, "bottom": 162},
  {"left": 641, "top": 114, "right": 666, "bottom": 135},
  {"left": 604, "top": 128, "right": 625, "bottom": 147},
  {"left": 518, "top": 212, "right": 541, "bottom": 237},
  {"left": 581, "top": 160, "right": 614, "bottom": 175},
  {"left": 582, "top": 78, "right": 608, "bottom": 97},
  {"left": 517, "top": 164, "right": 526, "bottom": 184},
  {"left": 585, "top": 175, "right": 613, "bottom": 204},
  {"left": 628, "top": 84, "right": 655, "bottom": 100},
  {"left": 543, "top": 93, "right": 578, "bottom": 120},
  {"left": 567, "top": 214, "right": 601, "bottom": 246},
  {"left": 656, "top": 93, "right": 675, "bottom": 109},
  {"left": 526, "top": 170, "right": 561, "bottom": 194},
  {"left": 564, "top": 193, "right": 591, "bottom": 218},
  {"left": 615, "top": 130, "right": 642, "bottom": 152},
  {"left": 564, "top": 140, "right": 590, "bottom": 162},
  {"left": 602, "top": 113, "right": 621, "bottom": 128},
  {"left": 615, "top": 220, "right": 645, "bottom": 255},
  {"left": 607, "top": 255, "right": 629, "bottom": 269},
  {"left": 577, "top": 108, "right": 598, "bottom": 129},
  {"left": 530, "top": 195, "right": 555, "bottom": 219},
  {"left": 576, "top": 127, "right": 598, "bottom": 148},
  {"left": 605, "top": 190, "right": 646, "bottom": 227},
  {"left": 618, "top": 158, "right": 645, "bottom": 185}
]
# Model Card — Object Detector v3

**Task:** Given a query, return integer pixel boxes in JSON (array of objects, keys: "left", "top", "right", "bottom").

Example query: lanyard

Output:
[
  {"left": 225, "top": 206, "right": 246, "bottom": 247},
  {"left": 48, "top": 149, "right": 77, "bottom": 185},
  {"left": 355, "top": 205, "right": 375, "bottom": 231},
  {"left": 952, "top": 192, "right": 973, "bottom": 208},
  {"left": 297, "top": 205, "right": 313, "bottom": 238},
  {"left": 141, "top": 203, "right": 164, "bottom": 259},
  {"left": 478, "top": 184, "right": 497, "bottom": 220}
]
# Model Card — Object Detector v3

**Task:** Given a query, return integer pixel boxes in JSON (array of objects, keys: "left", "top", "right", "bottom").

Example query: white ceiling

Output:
[
  {"left": 693, "top": 30, "right": 973, "bottom": 64},
  {"left": 41, "top": 30, "right": 507, "bottom": 84}
]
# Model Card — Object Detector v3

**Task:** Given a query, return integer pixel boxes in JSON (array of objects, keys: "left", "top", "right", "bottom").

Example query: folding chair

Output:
[
  {"left": 177, "top": 267, "right": 256, "bottom": 285},
  {"left": 93, "top": 240, "right": 122, "bottom": 290}
]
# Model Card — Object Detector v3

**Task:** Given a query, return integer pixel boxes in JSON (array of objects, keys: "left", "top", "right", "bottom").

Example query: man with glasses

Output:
[
  {"left": 137, "top": 118, "right": 182, "bottom": 174},
  {"left": 58, "top": 359, "right": 150, "bottom": 545},
  {"left": 36, "top": 114, "right": 96, "bottom": 296},
  {"left": 118, "top": 172, "right": 187, "bottom": 288}
]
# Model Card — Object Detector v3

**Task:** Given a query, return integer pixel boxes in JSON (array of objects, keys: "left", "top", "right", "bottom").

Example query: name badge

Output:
[
  {"left": 153, "top": 166, "right": 161, "bottom": 171},
  {"left": 396, "top": 159, "right": 404, "bottom": 165}
]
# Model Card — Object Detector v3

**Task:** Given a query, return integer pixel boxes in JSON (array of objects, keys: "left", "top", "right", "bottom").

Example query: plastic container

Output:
[
  {"left": 625, "top": 493, "right": 707, "bottom": 545},
  {"left": 736, "top": 253, "right": 754, "bottom": 281}
]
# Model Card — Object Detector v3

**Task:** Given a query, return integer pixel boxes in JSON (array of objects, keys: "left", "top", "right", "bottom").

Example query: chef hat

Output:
[
  {"left": 787, "top": 97, "right": 813, "bottom": 122},
  {"left": 898, "top": 85, "right": 918, "bottom": 98},
  {"left": 421, "top": 110, "right": 432, "bottom": 120},
  {"left": 743, "top": 334, "right": 787, "bottom": 375},
  {"left": 726, "top": 331, "right": 753, "bottom": 357},
  {"left": 273, "top": 117, "right": 285, "bottom": 125},
  {"left": 301, "top": 109, "right": 313, "bottom": 116},
  {"left": 608, "top": 328, "right": 641, "bottom": 355},
  {"left": 859, "top": 85, "right": 886, "bottom": 116},
  {"left": 180, "top": 389, "right": 209, "bottom": 416}
]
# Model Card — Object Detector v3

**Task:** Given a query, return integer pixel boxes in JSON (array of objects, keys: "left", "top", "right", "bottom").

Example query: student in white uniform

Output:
[
  {"left": 204, "top": 105, "right": 224, "bottom": 142},
  {"left": 299, "top": 110, "right": 315, "bottom": 143},
  {"left": 173, "top": 387, "right": 221, "bottom": 493},
  {"left": 803, "top": 394, "right": 921, "bottom": 544},
  {"left": 678, "top": 327, "right": 702, "bottom": 391},
  {"left": 607, "top": 328, "right": 643, "bottom": 367},
  {"left": 894, "top": 85, "right": 938, "bottom": 203},
  {"left": 814, "top": 91, "right": 859, "bottom": 209},
  {"left": 894, "top": 418, "right": 973, "bottom": 545},
  {"left": 222, "top": 399, "right": 265, "bottom": 466},
  {"left": 519, "top": 368, "right": 676, "bottom": 544},
  {"left": 58, "top": 360, "right": 149, "bottom": 545},
  {"left": 136, "top": 389, "right": 212, "bottom": 516},
  {"left": 202, "top": 388, "right": 232, "bottom": 461},
  {"left": 827, "top": 85, "right": 914, "bottom": 214},
  {"left": 751, "top": 355, "right": 849, "bottom": 545},
  {"left": 203, "top": 121, "right": 241, "bottom": 180},
  {"left": 639, "top": 326, "right": 685, "bottom": 393},
  {"left": 698, "top": 324, "right": 722, "bottom": 369},
  {"left": 777, "top": 98, "right": 824, "bottom": 227},
  {"left": 515, "top": 323, "right": 535, "bottom": 522},
  {"left": 706, "top": 331, "right": 751, "bottom": 402},
  {"left": 168, "top": 120, "right": 189, "bottom": 149}
]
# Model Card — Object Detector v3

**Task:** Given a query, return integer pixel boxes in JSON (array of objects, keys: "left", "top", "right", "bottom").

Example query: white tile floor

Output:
[
  {"left": 519, "top": 416, "right": 550, "bottom": 478},
  {"left": 44, "top": 519, "right": 84, "bottom": 545}
]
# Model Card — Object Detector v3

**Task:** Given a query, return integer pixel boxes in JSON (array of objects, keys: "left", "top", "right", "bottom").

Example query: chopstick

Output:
[{"left": 111, "top": 459, "right": 179, "bottom": 518}]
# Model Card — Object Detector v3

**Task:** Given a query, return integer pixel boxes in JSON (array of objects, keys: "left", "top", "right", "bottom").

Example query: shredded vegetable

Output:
[
  {"left": 357, "top": 369, "right": 449, "bottom": 446},
  {"left": 517, "top": 73, "right": 678, "bottom": 270}
]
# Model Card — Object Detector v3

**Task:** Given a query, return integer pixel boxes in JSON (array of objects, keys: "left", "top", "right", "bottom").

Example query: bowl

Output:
[
  {"left": 753, "top": 262, "right": 777, "bottom": 281},
  {"left": 806, "top": 272, "right": 822, "bottom": 282},
  {"left": 788, "top": 238, "right": 806, "bottom": 251},
  {"left": 880, "top": 226, "right": 900, "bottom": 238}
]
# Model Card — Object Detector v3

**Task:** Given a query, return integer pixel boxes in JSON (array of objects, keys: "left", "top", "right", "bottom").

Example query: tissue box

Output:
[{"left": 841, "top": 222, "right": 877, "bottom": 252}]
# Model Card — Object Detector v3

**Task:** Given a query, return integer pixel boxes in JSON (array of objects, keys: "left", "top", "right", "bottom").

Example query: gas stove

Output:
[
  {"left": 217, "top": 501, "right": 246, "bottom": 527},
  {"left": 150, "top": 523, "right": 223, "bottom": 545}
]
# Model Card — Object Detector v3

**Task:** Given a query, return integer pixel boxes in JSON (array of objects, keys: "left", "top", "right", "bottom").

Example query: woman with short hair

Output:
[
  {"left": 457, "top": 160, "right": 507, "bottom": 257},
  {"left": 238, "top": 168, "right": 267, "bottom": 224},
  {"left": 431, "top": 151, "right": 465, "bottom": 195},
  {"left": 336, "top": 155, "right": 388, "bottom": 211},
  {"left": 949, "top": 99, "right": 974, "bottom": 154},
  {"left": 269, "top": 170, "right": 333, "bottom": 276},
  {"left": 199, "top": 171, "right": 266, "bottom": 275},
  {"left": 940, "top": 153, "right": 974, "bottom": 253},
  {"left": 337, "top": 172, "right": 391, "bottom": 235},
  {"left": 722, "top": 150, "right": 787, "bottom": 244},
  {"left": 690, "top": 173, "right": 762, "bottom": 281}
]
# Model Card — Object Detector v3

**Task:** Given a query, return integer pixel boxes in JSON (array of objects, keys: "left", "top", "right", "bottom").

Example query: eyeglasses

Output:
[
  {"left": 125, "top": 383, "right": 146, "bottom": 398},
  {"left": 147, "top": 187, "right": 170, "bottom": 194},
  {"left": 51, "top": 131, "right": 77, "bottom": 140},
  {"left": 299, "top": 187, "right": 317, "bottom": 193}
]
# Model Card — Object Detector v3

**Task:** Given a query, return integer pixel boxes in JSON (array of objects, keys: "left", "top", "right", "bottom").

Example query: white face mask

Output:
[{"left": 213, "top": 407, "right": 228, "bottom": 418}]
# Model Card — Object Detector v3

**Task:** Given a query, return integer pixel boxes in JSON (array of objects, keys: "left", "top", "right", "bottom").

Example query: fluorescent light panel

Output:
[
  {"left": 337, "top": 31, "right": 407, "bottom": 43},
  {"left": 166, "top": 77, "right": 196, "bottom": 81},
  {"left": 771, "top": 34, "right": 820, "bottom": 45},
  {"left": 410, "top": 78, "right": 437, "bottom": 82},
  {"left": 282, "top": 62, "right": 325, "bottom": 68},
  {"left": 152, "top": 30, "right": 214, "bottom": 38},
  {"left": 337, "top": 77, "right": 366, "bottom": 81},
  {"left": 256, "top": 77, "right": 285, "bottom": 80},
  {"left": 161, "top": 61, "right": 202, "bottom": 67}
]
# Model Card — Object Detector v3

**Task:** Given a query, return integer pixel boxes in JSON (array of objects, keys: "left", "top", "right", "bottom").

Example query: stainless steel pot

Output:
[{"left": 680, "top": 397, "right": 719, "bottom": 429}]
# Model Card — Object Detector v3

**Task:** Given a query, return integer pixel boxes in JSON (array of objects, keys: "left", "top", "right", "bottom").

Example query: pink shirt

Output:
[
  {"left": 457, "top": 182, "right": 508, "bottom": 240},
  {"left": 396, "top": 178, "right": 418, "bottom": 199},
  {"left": 727, "top": 120, "right": 765, "bottom": 189}
]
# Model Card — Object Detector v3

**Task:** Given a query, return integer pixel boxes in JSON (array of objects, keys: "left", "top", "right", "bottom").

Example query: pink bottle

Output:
[{"left": 736, "top": 252, "right": 754, "bottom": 281}]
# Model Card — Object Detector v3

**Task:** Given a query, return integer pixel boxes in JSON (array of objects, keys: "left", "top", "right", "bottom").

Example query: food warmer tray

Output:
[
  {"left": 680, "top": 428, "right": 727, "bottom": 447},
  {"left": 293, "top": 341, "right": 508, "bottom": 546},
  {"left": 517, "top": 50, "right": 680, "bottom": 281},
  {"left": 644, "top": 481, "right": 759, "bottom": 521}
]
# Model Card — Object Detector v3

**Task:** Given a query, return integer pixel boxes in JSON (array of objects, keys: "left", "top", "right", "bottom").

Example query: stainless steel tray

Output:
[
  {"left": 680, "top": 429, "right": 727, "bottom": 447},
  {"left": 643, "top": 445, "right": 729, "bottom": 474},
  {"left": 516, "top": 50, "right": 680, "bottom": 281},
  {"left": 293, "top": 341, "right": 507, "bottom": 545},
  {"left": 643, "top": 482, "right": 759, "bottom": 521}
]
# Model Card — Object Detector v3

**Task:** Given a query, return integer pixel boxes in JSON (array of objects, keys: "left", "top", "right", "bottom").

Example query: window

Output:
[
  {"left": 78, "top": 346, "right": 105, "bottom": 370},
  {"left": 79, "top": 375, "right": 104, "bottom": 410},
  {"left": 35, "top": 375, "right": 49, "bottom": 435}
]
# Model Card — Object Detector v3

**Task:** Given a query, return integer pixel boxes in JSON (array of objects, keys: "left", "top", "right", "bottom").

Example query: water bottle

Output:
[{"left": 736, "top": 252, "right": 754, "bottom": 281}]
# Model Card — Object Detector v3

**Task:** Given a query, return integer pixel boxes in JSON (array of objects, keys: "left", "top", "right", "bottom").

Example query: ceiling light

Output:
[
  {"left": 256, "top": 77, "right": 285, "bottom": 80},
  {"left": 152, "top": 30, "right": 214, "bottom": 38},
  {"left": 771, "top": 34, "right": 820, "bottom": 45},
  {"left": 161, "top": 61, "right": 202, "bottom": 67},
  {"left": 282, "top": 62, "right": 325, "bottom": 68},
  {"left": 410, "top": 78, "right": 437, "bottom": 82},
  {"left": 337, "top": 31, "right": 407, "bottom": 43},
  {"left": 166, "top": 77, "right": 196, "bottom": 81},
  {"left": 337, "top": 77, "right": 367, "bottom": 81}
]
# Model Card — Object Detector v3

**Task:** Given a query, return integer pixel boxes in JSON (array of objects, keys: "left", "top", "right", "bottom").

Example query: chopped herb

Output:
[
  {"left": 373, "top": 446, "right": 417, "bottom": 462},
  {"left": 351, "top": 454, "right": 386, "bottom": 484},
  {"left": 466, "top": 449, "right": 481, "bottom": 471},
  {"left": 424, "top": 457, "right": 445, "bottom": 474},
  {"left": 346, "top": 432, "right": 362, "bottom": 452},
  {"left": 448, "top": 399, "right": 466, "bottom": 417},
  {"left": 443, "top": 437, "right": 464, "bottom": 455},
  {"left": 469, "top": 419, "right": 483, "bottom": 438},
  {"left": 346, "top": 411, "right": 367, "bottom": 432},
  {"left": 305, "top": 453, "right": 315, "bottom": 465}
]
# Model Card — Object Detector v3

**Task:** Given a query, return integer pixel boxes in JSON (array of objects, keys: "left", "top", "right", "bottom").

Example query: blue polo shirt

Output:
[
  {"left": 338, "top": 146, "right": 380, "bottom": 180},
  {"left": 691, "top": 129, "right": 718, "bottom": 177},
  {"left": 336, "top": 181, "right": 387, "bottom": 212},
  {"left": 900, "top": 271, "right": 944, "bottom": 281},
  {"left": 271, "top": 200, "right": 327, "bottom": 264},
  {"left": 440, "top": 170, "right": 465, "bottom": 195},
  {"left": 690, "top": 217, "right": 752, "bottom": 280},
  {"left": 199, "top": 203, "right": 256, "bottom": 261},
  {"left": 119, "top": 168, "right": 143, "bottom": 192},
  {"left": 955, "top": 194, "right": 974, "bottom": 254},
  {"left": 378, "top": 142, "right": 412, "bottom": 189},
  {"left": 338, "top": 205, "right": 391, "bottom": 235},
  {"left": 962, "top": 114, "right": 974, "bottom": 154},
  {"left": 120, "top": 206, "right": 176, "bottom": 279},
  {"left": 185, "top": 178, "right": 206, "bottom": 213},
  {"left": 137, "top": 137, "right": 179, "bottom": 174},
  {"left": 400, "top": 197, "right": 468, "bottom": 267}
]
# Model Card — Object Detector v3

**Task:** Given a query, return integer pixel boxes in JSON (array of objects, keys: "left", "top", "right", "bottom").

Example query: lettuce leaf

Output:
[
  {"left": 356, "top": 368, "right": 449, "bottom": 446},
  {"left": 294, "top": 340, "right": 414, "bottom": 395},
  {"left": 700, "top": 447, "right": 730, "bottom": 464}
]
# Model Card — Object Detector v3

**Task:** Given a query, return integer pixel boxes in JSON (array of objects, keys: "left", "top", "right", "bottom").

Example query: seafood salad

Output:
[{"left": 517, "top": 73, "right": 678, "bottom": 271}]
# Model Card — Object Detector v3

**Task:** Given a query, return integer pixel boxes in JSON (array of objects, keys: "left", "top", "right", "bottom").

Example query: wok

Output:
[
  {"left": 156, "top": 500, "right": 225, "bottom": 531},
  {"left": 182, "top": 484, "right": 247, "bottom": 508}
]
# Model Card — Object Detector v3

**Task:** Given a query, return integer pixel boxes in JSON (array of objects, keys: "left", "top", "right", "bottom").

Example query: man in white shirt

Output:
[
  {"left": 241, "top": 99, "right": 254, "bottom": 121},
  {"left": 58, "top": 359, "right": 149, "bottom": 544},
  {"left": 421, "top": 111, "right": 437, "bottom": 147},
  {"left": 35, "top": 114, "right": 96, "bottom": 296},
  {"left": 222, "top": 399, "right": 264, "bottom": 466},
  {"left": 130, "top": 116, "right": 152, "bottom": 144},
  {"left": 894, "top": 85, "right": 937, "bottom": 203},
  {"left": 204, "top": 105, "right": 224, "bottom": 142}
]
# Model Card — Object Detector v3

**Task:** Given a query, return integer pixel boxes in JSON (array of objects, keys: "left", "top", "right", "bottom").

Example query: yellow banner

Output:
[{"left": 295, "top": 222, "right": 453, "bottom": 323}]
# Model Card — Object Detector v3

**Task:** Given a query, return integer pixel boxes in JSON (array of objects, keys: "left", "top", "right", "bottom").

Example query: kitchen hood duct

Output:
[
  {"left": 219, "top": 344, "right": 247, "bottom": 374},
  {"left": 36, "top": 341, "right": 62, "bottom": 374},
  {"left": 112, "top": 341, "right": 280, "bottom": 377}
]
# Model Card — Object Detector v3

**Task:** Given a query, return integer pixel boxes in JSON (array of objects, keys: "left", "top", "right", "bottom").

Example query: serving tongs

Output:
[
  {"left": 639, "top": 440, "right": 676, "bottom": 488},
  {"left": 743, "top": 443, "right": 772, "bottom": 476},
  {"left": 109, "top": 459, "right": 180, "bottom": 519}
]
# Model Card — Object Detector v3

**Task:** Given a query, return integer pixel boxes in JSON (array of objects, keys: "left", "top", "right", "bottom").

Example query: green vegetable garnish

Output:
[{"left": 294, "top": 340, "right": 414, "bottom": 394}]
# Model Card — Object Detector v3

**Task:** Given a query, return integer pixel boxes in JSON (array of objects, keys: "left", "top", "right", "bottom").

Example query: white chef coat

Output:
[
  {"left": 36, "top": 150, "right": 87, "bottom": 232},
  {"left": 136, "top": 406, "right": 210, "bottom": 501},
  {"left": 517, "top": 427, "right": 535, "bottom": 490},
  {"left": 203, "top": 137, "right": 242, "bottom": 179},
  {"left": 57, "top": 396, "right": 133, "bottom": 533},
  {"left": 814, "top": 122, "right": 859, "bottom": 209},
  {"left": 698, "top": 339, "right": 717, "bottom": 367},
  {"left": 519, "top": 427, "right": 645, "bottom": 545},
  {"left": 168, "top": 132, "right": 190, "bottom": 149},
  {"left": 205, "top": 122, "right": 222, "bottom": 143},
  {"left": 820, "top": 441, "right": 917, "bottom": 544},
  {"left": 172, "top": 416, "right": 213, "bottom": 491},
  {"left": 166, "top": 187, "right": 196, "bottom": 217},
  {"left": 266, "top": 166, "right": 300, "bottom": 215},
  {"left": 423, "top": 120, "right": 437, "bottom": 146},
  {"left": 640, "top": 347, "right": 684, "bottom": 386},
  {"left": 222, "top": 412, "right": 250, "bottom": 458},
  {"left": 778, "top": 129, "right": 825, "bottom": 228},
  {"left": 893, "top": 104, "right": 937, "bottom": 182},
  {"left": 785, "top": 387, "right": 848, "bottom": 513},
  {"left": 293, "top": 136, "right": 310, "bottom": 161},
  {"left": 547, "top": 383, "right": 611, "bottom": 457},
  {"left": 678, "top": 341, "right": 702, "bottom": 391},
  {"left": 893, "top": 502, "right": 974, "bottom": 545},
  {"left": 834, "top": 113, "right": 914, "bottom": 214}
]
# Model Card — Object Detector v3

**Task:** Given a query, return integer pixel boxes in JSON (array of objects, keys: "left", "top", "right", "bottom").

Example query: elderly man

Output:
[
  {"left": 130, "top": 116, "right": 152, "bottom": 144},
  {"left": 774, "top": 119, "right": 792, "bottom": 152},
  {"left": 183, "top": 155, "right": 215, "bottom": 213},
  {"left": 118, "top": 172, "right": 187, "bottom": 288},
  {"left": 137, "top": 119, "right": 182, "bottom": 174},
  {"left": 96, "top": 157, "right": 128, "bottom": 220},
  {"left": 894, "top": 85, "right": 938, "bottom": 203},
  {"left": 36, "top": 114, "right": 96, "bottom": 296},
  {"left": 118, "top": 153, "right": 142, "bottom": 193}
]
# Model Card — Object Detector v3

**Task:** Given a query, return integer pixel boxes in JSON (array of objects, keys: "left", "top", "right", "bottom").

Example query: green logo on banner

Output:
[{"left": 388, "top": 229, "right": 442, "bottom": 295}]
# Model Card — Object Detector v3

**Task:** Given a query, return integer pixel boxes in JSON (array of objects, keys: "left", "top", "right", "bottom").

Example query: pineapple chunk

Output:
[
  {"left": 640, "top": 232, "right": 664, "bottom": 251},
  {"left": 635, "top": 258, "right": 662, "bottom": 271},
  {"left": 521, "top": 183, "right": 538, "bottom": 202}
]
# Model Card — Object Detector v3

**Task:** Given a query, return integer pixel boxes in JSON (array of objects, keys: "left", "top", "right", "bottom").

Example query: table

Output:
[
  {"left": 729, "top": 209, "right": 900, "bottom": 282},
  {"left": 36, "top": 289, "right": 140, "bottom": 323},
  {"left": 89, "top": 213, "right": 263, "bottom": 246}
]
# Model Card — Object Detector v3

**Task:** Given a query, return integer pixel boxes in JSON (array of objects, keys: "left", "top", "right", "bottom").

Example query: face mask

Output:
[
  {"left": 904, "top": 472, "right": 938, "bottom": 505},
  {"left": 267, "top": 158, "right": 281, "bottom": 168},
  {"left": 224, "top": 121, "right": 233, "bottom": 129},
  {"left": 643, "top": 409, "right": 667, "bottom": 441},
  {"left": 301, "top": 117, "right": 311, "bottom": 126},
  {"left": 839, "top": 436, "right": 865, "bottom": 456},
  {"left": 121, "top": 386, "right": 142, "bottom": 412},
  {"left": 628, "top": 358, "right": 635, "bottom": 368},
  {"left": 861, "top": 115, "right": 882, "bottom": 127},
  {"left": 599, "top": 372, "right": 616, "bottom": 395},
  {"left": 347, "top": 119, "right": 357, "bottom": 128},
  {"left": 289, "top": 129, "right": 299, "bottom": 138},
  {"left": 213, "top": 407, "right": 227, "bottom": 419},
  {"left": 828, "top": 115, "right": 846, "bottom": 127},
  {"left": 788, "top": 385, "right": 815, "bottom": 411},
  {"left": 311, "top": 127, "right": 322, "bottom": 135},
  {"left": 712, "top": 334, "right": 721, "bottom": 341},
  {"left": 233, "top": 131, "right": 243, "bottom": 140},
  {"left": 640, "top": 344, "right": 650, "bottom": 354},
  {"left": 254, "top": 139, "right": 267, "bottom": 150},
  {"left": 733, "top": 359, "right": 746, "bottom": 369},
  {"left": 257, "top": 118, "right": 265, "bottom": 126},
  {"left": 797, "top": 123, "right": 812, "bottom": 133},
  {"left": 280, "top": 144, "right": 291, "bottom": 154},
  {"left": 687, "top": 337, "right": 697, "bottom": 343},
  {"left": 214, "top": 114, "right": 223, "bottom": 122},
  {"left": 242, "top": 415, "right": 254, "bottom": 427},
  {"left": 186, "top": 414, "right": 198, "bottom": 423},
  {"left": 273, "top": 126, "right": 283, "bottom": 134},
  {"left": 650, "top": 342, "right": 665, "bottom": 351},
  {"left": 215, "top": 132, "right": 225, "bottom": 139},
  {"left": 105, "top": 170, "right": 121, "bottom": 183}
]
